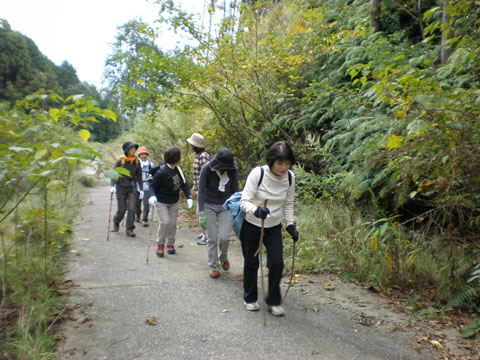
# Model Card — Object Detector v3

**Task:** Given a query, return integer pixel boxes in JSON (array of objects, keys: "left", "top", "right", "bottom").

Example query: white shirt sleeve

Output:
[{"left": 240, "top": 167, "right": 262, "bottom": 215}]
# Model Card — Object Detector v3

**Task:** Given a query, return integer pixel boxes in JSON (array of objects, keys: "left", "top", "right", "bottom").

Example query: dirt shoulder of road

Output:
[{"left": 281, "top": 270, "right": 479, "bottom": 360}]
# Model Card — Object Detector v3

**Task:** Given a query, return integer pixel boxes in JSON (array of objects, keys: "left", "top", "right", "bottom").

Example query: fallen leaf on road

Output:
[
  {"left": 66, "top": 303, "right": 77, "bottom": 311},
  {"left": 430, "top": 340, "right": 443, "bottom": 350},
  {"left": 77, "top": 316, "right": 91, "bottom": 324},
  {"left": 313, "top": 307, "right": 319, "bottom": 312},
  {"left": 222, "top": 309, "right": 229, "bottom": 313},
  {"left": 324, "top": 283, "right": 335, "bottom": 291},
  {"left": 145, "top": 316, "right": 158, "bottom": 325},
  {"left": 52, "top": 332, "right": 66, "bottom": 342},
  {"left": 129, "top": 267, "right": 135, "bottom": 271},
  {"left": 179, "top": 244, "right": 184, "bottom": 248},
  {"left": 83, "top": 238, "right": 90, "bottom": 241}
]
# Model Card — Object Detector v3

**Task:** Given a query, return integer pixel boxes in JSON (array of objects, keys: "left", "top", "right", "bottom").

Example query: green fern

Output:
[{"left": 447, "top": 283, "right": 480, "bottom": 309}]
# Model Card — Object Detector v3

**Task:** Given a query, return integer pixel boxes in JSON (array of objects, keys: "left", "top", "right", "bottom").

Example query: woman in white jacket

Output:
[{"left": 239, "top": 141, "right": 299, "bottom": 316}]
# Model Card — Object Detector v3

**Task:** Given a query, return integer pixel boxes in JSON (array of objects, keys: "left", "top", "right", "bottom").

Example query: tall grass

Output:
[{"left": 0, "top": 175, "right": 82, "bottom": 359}]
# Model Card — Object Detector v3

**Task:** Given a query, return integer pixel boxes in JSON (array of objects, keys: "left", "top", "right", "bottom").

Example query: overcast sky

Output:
[{"left": 2, "top": 0, "right": 205, "bottom": 88}]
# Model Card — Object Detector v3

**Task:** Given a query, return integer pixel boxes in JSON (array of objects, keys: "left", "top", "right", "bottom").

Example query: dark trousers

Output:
[
  {"left": 240, "top": 220, "right": 284, "bottom": 305},
  {"left": 114, "top": 185, "right": 136, "bottom": 230}
]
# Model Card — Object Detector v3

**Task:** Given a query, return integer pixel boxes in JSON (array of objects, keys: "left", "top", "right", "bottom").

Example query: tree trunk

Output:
[
  {"left": 441, "top": 0, "right": 454, "bottom": 64},
  {"left": 370, "top": 0, "right": 381, "bottom": 33}
]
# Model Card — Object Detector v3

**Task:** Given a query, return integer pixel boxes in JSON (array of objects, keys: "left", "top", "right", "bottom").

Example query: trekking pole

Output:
[
  {"left": 282, "top": 222, "right": 297, "bottom": 303},
  {"left": 146, "top": 204, "right": 155, "bottom": 264},
  {"left": 255, "top": 199, "right": 268, "bottom": 327},
  {"left": 106, "top": 192, "right": 113, "bottom": 241}
]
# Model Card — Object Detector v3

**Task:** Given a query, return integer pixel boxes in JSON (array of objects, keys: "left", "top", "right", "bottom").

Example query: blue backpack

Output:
[{"left": 223, "top": 167, "right": 292, "bottom": 238}]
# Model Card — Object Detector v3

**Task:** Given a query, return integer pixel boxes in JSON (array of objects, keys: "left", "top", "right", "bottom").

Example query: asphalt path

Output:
[{"left": 57, "top": 179, "right": 433, "bottom": 360}]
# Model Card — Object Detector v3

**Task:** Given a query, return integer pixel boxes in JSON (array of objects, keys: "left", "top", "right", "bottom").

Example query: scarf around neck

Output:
[{"left": 123, "top": 155, "right": 136, "bottom": 162}]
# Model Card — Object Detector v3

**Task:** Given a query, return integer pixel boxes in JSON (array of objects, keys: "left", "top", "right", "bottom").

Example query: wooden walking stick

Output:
[
  {"left": 146, "top": 204, "right": 155, "bottom": 264},
  {"left": 255, "top": 199, "right": 268, "bottom": 327},
  {"left": 282, "top": 222, "right": 296, "bottom": 303}
]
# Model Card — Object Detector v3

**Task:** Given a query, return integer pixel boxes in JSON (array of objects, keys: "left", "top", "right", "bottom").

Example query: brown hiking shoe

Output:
[
  {"left": 112, "top": 223, "right": 120, "bottom": 232},
  {"left": 222, "top": 260, "right": 230, "bottom": 271},
  {"left": 126, "top": 229, "right": 136, "bottom": 237}
]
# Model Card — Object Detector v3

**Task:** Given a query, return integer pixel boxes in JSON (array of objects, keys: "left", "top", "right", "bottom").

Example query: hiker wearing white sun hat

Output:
[{"left": 187, "top": 133, "right": 211, "bottom": 245}]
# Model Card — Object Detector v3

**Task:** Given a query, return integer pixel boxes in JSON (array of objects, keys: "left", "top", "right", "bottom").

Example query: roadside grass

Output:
[
  {"left": 286, "top": 198, "right": 480, "bottom": 323},
  {"left": 0, "top": 174, "right": 82, "bottom": 359}
]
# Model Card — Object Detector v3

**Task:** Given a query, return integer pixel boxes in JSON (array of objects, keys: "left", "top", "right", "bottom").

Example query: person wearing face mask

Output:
[
  {"left": 239, "top": 141, "right": 299, "bottom": 316},
  {"left": 197, "top": 148, "right": 239, "bottom": 279}
]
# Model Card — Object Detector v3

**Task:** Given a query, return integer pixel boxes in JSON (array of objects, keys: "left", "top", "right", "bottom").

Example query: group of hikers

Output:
[{"left": 109, "top": 134, "right": 299, "bottom": 316}]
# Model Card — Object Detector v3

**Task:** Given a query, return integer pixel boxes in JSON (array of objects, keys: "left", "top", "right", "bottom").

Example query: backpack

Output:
[{"left": 223, "top": 167, "right": 292, "bottom": 238}]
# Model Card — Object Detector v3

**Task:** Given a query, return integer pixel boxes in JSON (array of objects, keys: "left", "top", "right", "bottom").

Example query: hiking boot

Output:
[
  {"left": 221, "top": 260, "right": 230, "bottom": 271},
  {"left": 156, "top": 244, "right": 164, "bottom": 258},
  {"left": 244, "top": 301, "right": 259, "bottom": 311},
  {"left": 267, "top": 305, "right": 285, "bottom": 316},
  {"left": 209, "top": 268, "right": 220, "bottom": 279},
  {"left": 167, "top": 245, "right": 175, "bottom": 255},
  {"left": 126, "top": 229, "right": 136, "bottom": 237},
  {"left": 196, "top": 234, "right": 208, "bottom": 245},
  {"left": 143, "top": 221, "right": 148, "bottom": 227},
  {"left": 112, "top": 223, "right": 120, "bottom": 232}
]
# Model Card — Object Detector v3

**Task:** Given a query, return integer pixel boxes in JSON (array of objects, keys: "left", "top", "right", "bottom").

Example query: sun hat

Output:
[
  {"left": 186, "top": 133, "right": 205, "bottom": 148},
  {"left": 208, "top": 148, "right": 238, "bottom": 171},
  {"left": 138, "top": 147, "right": 149, "bottom": 156},
  {"left": 122, "top": 141, "right": 138, "bottom": 154}
]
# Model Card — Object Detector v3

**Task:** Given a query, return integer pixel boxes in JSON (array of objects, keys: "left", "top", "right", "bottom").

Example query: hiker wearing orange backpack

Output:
[{"left": 110, "top": 141, "right": 144, "bottom": 238}]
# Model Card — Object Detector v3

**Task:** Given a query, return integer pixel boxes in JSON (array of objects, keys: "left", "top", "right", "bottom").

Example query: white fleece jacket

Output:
[{"left": 240, "top": 165, "right": 295, "bottom": 229}]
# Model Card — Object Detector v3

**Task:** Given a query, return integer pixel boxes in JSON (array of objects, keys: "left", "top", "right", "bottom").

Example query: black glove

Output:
[
  {"left": 254, "top": 206, "right": 270, "bottom": 219},
  {"left": 286, "top": 224, "right": 299, "bottom": 242}
]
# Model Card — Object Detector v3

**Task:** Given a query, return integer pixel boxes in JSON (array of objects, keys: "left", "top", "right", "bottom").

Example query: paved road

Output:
[{"left": 57, "top": 180, "right": 433, "bottom": 360}]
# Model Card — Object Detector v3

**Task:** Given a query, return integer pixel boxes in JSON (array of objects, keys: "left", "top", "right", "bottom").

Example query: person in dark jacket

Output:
[
  {"left": 110, "top": 141, "right": 144, "bottom": 237},
  {"left": 198, "top": 148, "right": 239, "bottom": 278},
  {"left": 149, "top": 146, "right": 193, "bottom": 257}
]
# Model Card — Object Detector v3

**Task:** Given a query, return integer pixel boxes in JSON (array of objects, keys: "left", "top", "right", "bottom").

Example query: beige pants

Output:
[{"left": 155, "top": 202, "right": 179, "bottom": 245}]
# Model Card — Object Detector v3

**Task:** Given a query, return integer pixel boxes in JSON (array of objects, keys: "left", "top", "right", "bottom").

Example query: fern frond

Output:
[{"left": 447, "top": 283, "right": 480, "bottom": 309}]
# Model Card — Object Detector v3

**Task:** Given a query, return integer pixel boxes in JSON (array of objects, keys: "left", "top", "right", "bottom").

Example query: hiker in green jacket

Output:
[{"left": 110, "top": 141, "right": 144, "bottom": 238}]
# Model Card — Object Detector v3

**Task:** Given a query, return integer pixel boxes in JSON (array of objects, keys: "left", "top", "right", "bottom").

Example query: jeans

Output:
[
  {"left": 156, "top": 202, "right": 179, "bottom": 246},
  {"left": 240, "top": 220, "right": 283, "bottom": 306},
  {"left": 205, "top": 203, "right": 232, "bottom": 270},
  {"left": 113, "top": 184, "right": 136, "bottom": 230}
]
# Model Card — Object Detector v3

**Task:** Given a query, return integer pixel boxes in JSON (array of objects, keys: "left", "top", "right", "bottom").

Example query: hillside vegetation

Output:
[{"left": 1, "top": 0, "right": 479, "bottom": 357}]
